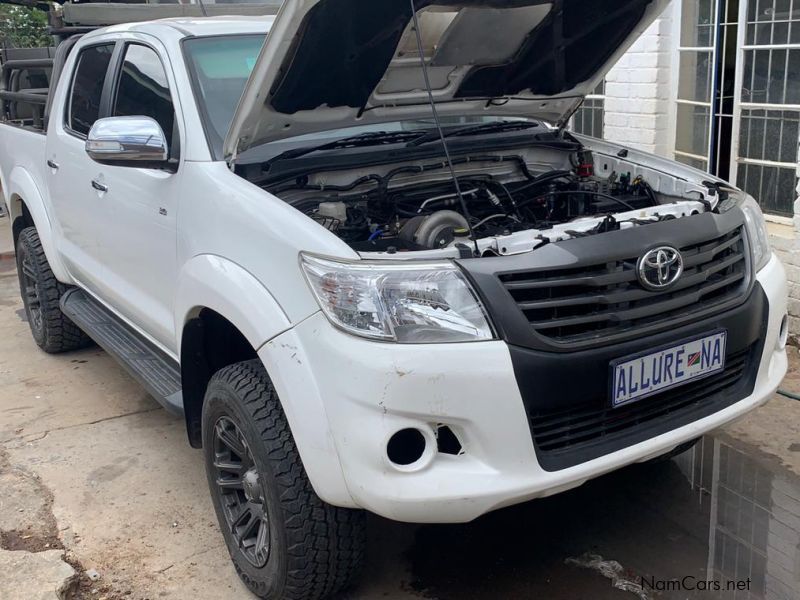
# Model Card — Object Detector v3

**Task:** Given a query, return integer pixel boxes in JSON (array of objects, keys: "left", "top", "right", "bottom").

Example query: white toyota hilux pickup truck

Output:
[{"left": 0, "top": 1, "right": 789, "bottom": 598}]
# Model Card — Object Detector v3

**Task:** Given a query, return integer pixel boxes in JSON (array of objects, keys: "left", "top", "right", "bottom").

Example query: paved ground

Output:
[{"left": 2, "top": 212, "right": 800, "bottom": 599}]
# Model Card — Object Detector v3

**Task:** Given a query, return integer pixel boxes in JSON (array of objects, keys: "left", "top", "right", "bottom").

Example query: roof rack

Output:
[
  {"left": 0, "top": 47, "right": 55, "bottom": 129},
  {"left": 59, "top": 1, "right": 282, "bottom": 28},
  {"left": 0, "top": 1, "right": 280, "bottom": 125},
  {"left": 1, "top": 0, "right": 282, "bottom": 42}
]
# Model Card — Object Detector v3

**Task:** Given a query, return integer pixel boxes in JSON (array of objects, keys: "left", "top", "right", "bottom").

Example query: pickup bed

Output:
[{"left": 0, "top": 3, "right": 789, "bottom": 599}]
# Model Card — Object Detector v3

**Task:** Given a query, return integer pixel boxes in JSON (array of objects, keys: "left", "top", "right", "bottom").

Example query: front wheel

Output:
[{"left": 202, "top": 359, "right": 365, "bottom": 599}]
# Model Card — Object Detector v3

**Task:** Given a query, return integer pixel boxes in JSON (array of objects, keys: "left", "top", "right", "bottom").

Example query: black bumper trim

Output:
[{"left": 509, "top": 284, "right": 768, "bottom": 471}]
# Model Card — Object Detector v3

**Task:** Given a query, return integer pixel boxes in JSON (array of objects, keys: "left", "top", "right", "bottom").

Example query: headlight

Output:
[
  {"left": 300, "top": 254, "right": 494, "bottom": 343},
  {"left": 740, "top": 194, "right": 771, "bottom": 271}
]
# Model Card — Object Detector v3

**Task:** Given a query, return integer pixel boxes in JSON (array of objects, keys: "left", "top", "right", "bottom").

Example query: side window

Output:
[
  {"left": 113, "top": 44, "right": 175, "bottom": 150},
  {"left": 68, "top": 44, "right": 114, "bottom": 136}
]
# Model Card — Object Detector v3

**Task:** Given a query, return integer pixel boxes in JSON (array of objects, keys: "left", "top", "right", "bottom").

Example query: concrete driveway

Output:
[{"left": 2, "top": 214, "right": 800, "bottom": 600}]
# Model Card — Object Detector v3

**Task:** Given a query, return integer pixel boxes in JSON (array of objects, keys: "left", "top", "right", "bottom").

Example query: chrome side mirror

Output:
[{"left": 85, "top": 116, "right": 169, "bottom": 168}]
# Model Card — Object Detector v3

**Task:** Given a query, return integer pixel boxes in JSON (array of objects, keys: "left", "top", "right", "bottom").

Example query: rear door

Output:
[
  {"left": 45, "top": 41, "right": 116, "bottom": 296},
  {"left": 90, "top": 40, "right": 182, "bottom": 351}
]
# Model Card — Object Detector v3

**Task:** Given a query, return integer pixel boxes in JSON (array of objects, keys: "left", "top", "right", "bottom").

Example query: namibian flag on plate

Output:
[
  {"left": 687, "top": 350, "right": 702, "bottom": 367},
  {"left": 609, "top": 330, "right": 727, "bottom": 408}
]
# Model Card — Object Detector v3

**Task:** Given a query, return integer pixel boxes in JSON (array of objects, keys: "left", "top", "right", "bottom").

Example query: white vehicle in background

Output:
[{"left": 0, "top": 1, "right": 788, "bottom": 598}]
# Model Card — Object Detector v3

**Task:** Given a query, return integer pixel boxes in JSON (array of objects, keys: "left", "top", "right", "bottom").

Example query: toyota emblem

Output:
[{"left": 637, "top": 246, "right": 683, "bottom": 290}]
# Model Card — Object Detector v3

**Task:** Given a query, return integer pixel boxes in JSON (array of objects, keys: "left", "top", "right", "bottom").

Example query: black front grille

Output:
[
  {"left": 529, "top": 346, "right": 753, "bottom": 469},
  {"left": 499, "top": 227, "right": 748, "bottom": 345}
]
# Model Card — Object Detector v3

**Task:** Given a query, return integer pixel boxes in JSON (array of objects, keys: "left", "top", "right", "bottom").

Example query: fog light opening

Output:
[
  {"left": 436, "top": 425, "right": 463, "bottom": 456},
  {"left": 779, "top": 314, "right": 789, "bottom": 350},
  {"left": 387, "top": 428, "right": 427, "bottom": 467}
]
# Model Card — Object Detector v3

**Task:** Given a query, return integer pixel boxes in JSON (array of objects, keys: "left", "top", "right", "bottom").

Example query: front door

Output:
[{"left": 89, "top": 41, "right": 182, "bottom": 352}]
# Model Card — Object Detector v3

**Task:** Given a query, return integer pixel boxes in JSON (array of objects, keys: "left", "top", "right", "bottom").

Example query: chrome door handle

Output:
[
  {"left": 91, "top": 179, "right": 108, "bottom": 193},
  {"left": 46, "top": 159, "right": 59, "bottom": 170}
]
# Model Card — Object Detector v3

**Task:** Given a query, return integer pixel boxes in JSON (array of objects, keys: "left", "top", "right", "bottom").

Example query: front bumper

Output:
[{"left": 260, "top": 254, "right": 787, "bottom": 523}]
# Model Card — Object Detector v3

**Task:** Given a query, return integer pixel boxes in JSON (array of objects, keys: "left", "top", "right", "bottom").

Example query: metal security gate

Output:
[
  {"left": 674, "top": 0, "right": 720, "bottom": 172},
  {"left": 676, "top": 0, "right": 800, "bottom": 217},
  {"left": 731, "top": 0, "right": 800, "bottom": 217}
]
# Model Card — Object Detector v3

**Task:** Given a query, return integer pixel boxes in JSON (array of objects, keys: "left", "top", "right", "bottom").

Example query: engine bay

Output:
[{"left": 263, "top": 142, "right": 713, "bottom": 258}]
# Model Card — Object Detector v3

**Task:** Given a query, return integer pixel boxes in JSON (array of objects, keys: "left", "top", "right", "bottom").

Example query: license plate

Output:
[{"left": 610, "top": 330, "right": 727, "bottom": 408}]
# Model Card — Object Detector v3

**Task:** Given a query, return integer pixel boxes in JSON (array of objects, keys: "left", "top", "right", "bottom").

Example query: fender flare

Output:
[
  {"left": 174, "top": 254, "right": 292, "bottom": 353},
  {"left": 6, "top": 166, "right": 70, "bottom": 281},
  {"left": 173, "top": 255, "right": 354, "bottom": 506}
]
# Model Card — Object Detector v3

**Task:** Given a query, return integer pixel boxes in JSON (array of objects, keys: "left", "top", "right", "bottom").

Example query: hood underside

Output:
[{"left": 225, "top": 0, "right": 669, "bottom": 159}]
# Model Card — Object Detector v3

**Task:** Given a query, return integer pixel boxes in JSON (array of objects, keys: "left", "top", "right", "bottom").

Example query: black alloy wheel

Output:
[{"left": 212, "top": 415, "right": 271, "bottom": 568}]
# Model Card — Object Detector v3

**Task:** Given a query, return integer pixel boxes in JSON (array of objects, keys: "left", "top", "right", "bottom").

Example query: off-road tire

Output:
[
  {"left": 202, "top": 359, "right": 365, "bottom": 599},
  {"left": 16, "top": 227, "right": 91, "bottom": 353}
]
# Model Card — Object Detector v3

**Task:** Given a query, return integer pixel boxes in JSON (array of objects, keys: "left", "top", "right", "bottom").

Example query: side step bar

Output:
[{"left": 60, "top": 289, "right": 184, "bottom": 416}]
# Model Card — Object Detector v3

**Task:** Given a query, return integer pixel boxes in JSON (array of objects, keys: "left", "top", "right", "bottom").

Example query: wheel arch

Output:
[
  {"left": 175, "top": 255, "right": 353, "bottom": 506},
  {"left": 180, "top": 307, "right": 259, "bottom": 446},
  {"left": 9, "top": 193, "right": 32, "bottom": 248},
  {"left": 5, "top": 167, "right": 70, "bottom": 281},
  {"left": 175, "top": 254, "right": 294, "bottom": 447}
]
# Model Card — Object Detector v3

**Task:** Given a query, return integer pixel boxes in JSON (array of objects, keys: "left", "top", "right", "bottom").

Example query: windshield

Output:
[
  {"left": 183, "top": 34, "right": 266, "bottom": 158},
  {"left": 183, "top": 34, "right": 543, "bottom": 161}
]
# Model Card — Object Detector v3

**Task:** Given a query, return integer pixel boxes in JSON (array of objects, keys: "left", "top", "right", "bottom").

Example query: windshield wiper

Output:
[
  {"left": 265, "top": 130, "right": 427, "bottom": 165},
  {"left": 406, "top": 120, "right": 539, "bottom": 147}
]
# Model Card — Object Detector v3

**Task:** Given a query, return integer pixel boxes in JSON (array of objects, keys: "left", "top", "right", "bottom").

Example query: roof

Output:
[
  {"left": 82, "top": 15, "right": 273, "bottom": 40},
  {"left": 159, "top": 16, "right": 274, "bottom": 37}
]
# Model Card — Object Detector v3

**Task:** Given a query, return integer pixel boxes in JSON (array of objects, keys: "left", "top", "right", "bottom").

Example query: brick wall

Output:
[
  {"left": 769, "top": 194, "right": 800, "bottom": 340},
  {"left": 603, "top": 2, "right": 674, "bottom": 156}
]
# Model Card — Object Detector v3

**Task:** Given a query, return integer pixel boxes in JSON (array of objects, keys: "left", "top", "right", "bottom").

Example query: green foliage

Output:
[{"left": 0, "top": 5, "right": 51, "bottom": 48}]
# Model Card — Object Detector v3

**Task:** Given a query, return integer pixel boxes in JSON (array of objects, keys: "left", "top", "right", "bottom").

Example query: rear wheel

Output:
[
  {"left": 202, "top": 359, "right": 365, "bottom": 599},
  {"left": 16, "top": 227, "right": 91, "bottom": 353}
]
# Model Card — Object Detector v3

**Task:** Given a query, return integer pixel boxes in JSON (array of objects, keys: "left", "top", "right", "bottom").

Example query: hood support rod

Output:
[{"left": 409, "top": 0, "right": 480, "bottom": 257}]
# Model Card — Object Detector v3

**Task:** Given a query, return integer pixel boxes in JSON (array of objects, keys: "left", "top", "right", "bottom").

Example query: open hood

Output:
[{"left": 224, "top": 0, "right": 669, "bottom": 160}]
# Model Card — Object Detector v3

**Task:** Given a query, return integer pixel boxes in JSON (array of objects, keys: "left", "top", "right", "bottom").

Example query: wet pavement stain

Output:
[{"left": 387, "top": 434, "right": 800, "bottom": 599}]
